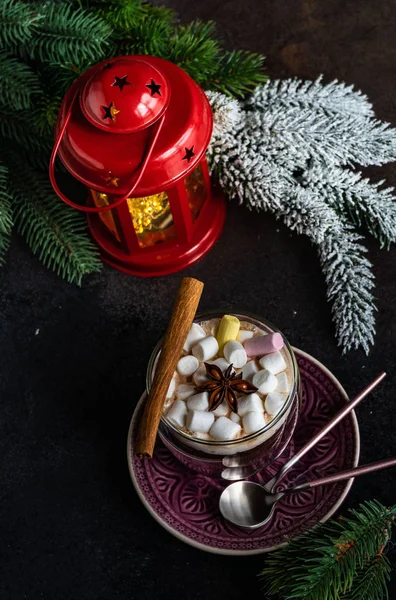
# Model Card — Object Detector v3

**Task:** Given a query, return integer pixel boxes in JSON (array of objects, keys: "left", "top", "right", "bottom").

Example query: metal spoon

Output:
[
  {"left": 222, "top": 371, "right": 386, "bottom": 482},
  {"left": 220, "top": 456, "right": 396, "bottom": 528},
  {"left": 219, "top": 372, "right": 386, "bottom": 526}
]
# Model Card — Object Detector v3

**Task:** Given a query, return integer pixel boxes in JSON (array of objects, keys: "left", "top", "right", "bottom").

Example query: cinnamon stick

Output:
[{"left": 134, "top": 277, "right": 204, "bottom": 458}]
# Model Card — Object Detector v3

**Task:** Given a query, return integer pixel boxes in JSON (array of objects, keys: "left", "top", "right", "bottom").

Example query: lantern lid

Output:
[
  {"left": 55, "top": 55, "right": 213, "bottom": 196},
  {"left": 80, "top": 57, "right": 169, "bottom": 134}
]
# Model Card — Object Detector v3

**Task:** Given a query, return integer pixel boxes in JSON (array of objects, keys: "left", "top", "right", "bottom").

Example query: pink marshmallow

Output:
[{"left": 244, "top": 332, "right": 284, "bottom": 357}]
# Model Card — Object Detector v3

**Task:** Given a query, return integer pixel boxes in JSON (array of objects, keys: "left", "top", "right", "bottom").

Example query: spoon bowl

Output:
[{"left": 219, "top": 481, "right": 282, "bottom": 528}]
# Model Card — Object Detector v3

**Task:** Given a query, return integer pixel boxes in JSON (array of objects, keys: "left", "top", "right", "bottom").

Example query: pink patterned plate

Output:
[{"left": 127, "top": 348, "right": 360, "bottom": 555}]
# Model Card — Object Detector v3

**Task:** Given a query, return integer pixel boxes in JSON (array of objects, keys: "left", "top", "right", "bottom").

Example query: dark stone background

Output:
[{"left": 1, "top": 1, "right": 396, "bottom": 598}]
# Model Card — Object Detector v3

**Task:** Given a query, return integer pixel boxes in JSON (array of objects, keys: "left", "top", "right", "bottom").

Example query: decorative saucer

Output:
[{"left": 127, "top": 348, "right": 360, "bottom": 555}]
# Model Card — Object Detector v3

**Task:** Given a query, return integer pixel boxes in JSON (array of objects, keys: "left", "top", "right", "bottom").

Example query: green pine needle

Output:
[
  {"left": 167, "top": 21, "right": 220, "bottom": 83},
  {"left": 260, "top": 500, "right": 396, "bottom": 600},
  {"left": 6, "top": 157, "right": 101, "bottom": 285},
  {"left": 114, "top": 13, "right": 174, "bottom": 56},
  {"left": 0, "top": 0, "right": 40, "bottom": 49},
  {"left": 25, "top": 3, "right": 113, "bottom": 64},
  {"left": 209, "top": 49, "right": 268, "bottom": 96},
  {"left": 0, "top": 51, "right": 41, "bottom": 110}
]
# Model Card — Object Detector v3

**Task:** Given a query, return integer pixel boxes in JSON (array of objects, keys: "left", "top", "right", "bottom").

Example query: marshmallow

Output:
[
  {"left": 259, "top": 351, "right": 287, "bottom": 375},
  {"left": 237, "top": 329, "right": 254, "bottom": 344},
  {"left": 177, "top": 355, "right": 199, "bottom": 376},
  {"left": 230, "top": 412, "right": 241, "bottom": 423},
  {"left": 187, "top": 392, "right": 209, "bottom": 411},
  {"left": 276, "top": 372, "right": 289, "bottom": 393},
  {"left": 209, "top": 357, "right": 230, "bottom": 372},
  {"left": 237, "top": 393, "right": 264, "bottom": 417},
  {"left": 186, "top": 409, "right": 214, "bottom": 434},
  {"left": 166, "top": 376, "right": 176, "bottom": 399},
  {"left": 242, "top": 411, "right": 267, "bottom": 434},
  {"left": 252, "top": 369, "right": 278, "bottom": 394},
  {"left": 176, "top": 384, "right": 196, "bottom": 400},
  {"left": 216, "top": 314, "right": 240, "bottom": 353},
  {"left": 265, "top": 391, "right": 286, "bottom": 416},
  {"left": 183, "top": 323, "right": 206, "bottom": 352},
  {"left": 244, "top": 332, "right": 284, "bottom": 357},
  {"left": 193, "top": 365, "right": 209, "bottom": 386},
  {"left": 213, "top": 401, "right": 229, "bottom": 417},
  {"left": 192, "top": 336, "right": 219, "bottom": 361},
  {"left": 240, "top": 360, "right": 259, "bottom": 382},
  {"left": 210, "top": 416, "right": 241, "bottom": 441},
  {"left": 166, "top": 400, "right": 187, "bottom": 428},
  {"left": 223, "top": 340, "right": 247, "bottom": 368}
]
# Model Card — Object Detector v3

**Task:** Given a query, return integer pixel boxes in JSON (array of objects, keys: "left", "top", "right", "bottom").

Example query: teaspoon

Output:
[{"left": 220, "top": 456, "right": 396, "bottom": 529}]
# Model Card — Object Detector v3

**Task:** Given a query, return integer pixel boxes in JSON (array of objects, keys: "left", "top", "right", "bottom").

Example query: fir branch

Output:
[
  {"left": 98, "top": 0, "right": 174, "bottom": 36},
  {"left": 260, "top": 500, "right": 396, "bottom": 600},
  {"left": 304, "top": 164, "right": 396, "bottom": 249},
  {"left": 25, "top": 3, "right": 113, "bottom": 64},
  {"left": 0, "top": 51, "right": 41, "bottom": 110},
  {"left": 5, "top": 157, "right": 101, "bottom": 285},
  {"left": 167, "top": 21, "right": 220, "bottom": 84},
  {"left": 0, "top": 108, "right": 52, "bottom": 152},
  {"left": 0, "top": 162, "right": 13, "bottom": 265},
  {"left": 208, "top": 49, "right": 268, "bottom": 97},
  {"left": 0, "top": 0, "right": 40, "bottom": 49},
  {"left": 341, "top": 552, "right": 392, "bottom": 600},
  {"left": 245, "top": 106, "right": 396, "bottom": 169},
  {"left": 112, "top": 12, "right": 173, "bottom": 57},
  {"left": 318, "top": 230, "right": 375, "bottom": 354},
  {"left": 247, "top": 77, "right": 375, "bottom": 118}
]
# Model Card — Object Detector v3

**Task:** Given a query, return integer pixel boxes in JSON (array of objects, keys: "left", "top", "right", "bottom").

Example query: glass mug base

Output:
[{"left": 147, "top": 311, "right": 301, "bottom": 479}]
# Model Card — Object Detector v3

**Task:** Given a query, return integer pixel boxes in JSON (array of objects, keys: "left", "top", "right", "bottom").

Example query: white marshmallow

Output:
[
  {"left": 209, "top": 357, "right": 230, "bottom": 372},
  {"left": 175, "top": 384, "right": 196, "bottom": 400},
  {"left": 230, "top": 412, "right": 241, "bottom": 423},
  {"left": 223, "top": 340, "right": 247, "bottom": 368},
  {"left": 210, "top": 416, "right": 241, "bottom": 441},
  {"left": 253, "top": 369, "right": 278, "bottom": 394},
  {"left": 276, "top": 372, "right": 289, "bottom": 393},
  {"left": 237, "top": 330, "right": 254, "bottom": 343},
  {"left": 241, "top": 360, "right": 259, "bottom": 382},
  {"left": 259, "top": 351, "right": 287, "bottom": 375},
  {"left": 186, "top": 409, "right": 214, "bottom": 434},
  {"left": 166, "top": 376, "right": 176, "bottom": 399},
  {"left": 192, "top": 336, "right": 219, "bottom": 361},
  {"left": 183, "top": 323, "right": 206, "bottom": 352},
  {"left": 237, "top": 393, "right": 264, "bottom": 417},
  {"left": 242, "top": 411, "right": 267, "bottom": 434},
  {"left": 177, "top": 355, "right": 199, "bottom": 376},
  {"left": 213, "top": 401, "right": 229, "bottom": 417},
  {"left": 187, "top": 392, "right": 209, "bottom": 411},
  {"left": 265, "top": 391, "right": 286, "bottom": 416},
  {"left": 166, "top": 400, "right": 187, "bottom": 428},
  {"left": 193, "top": 366, "right": 209, "bottom": 386}
]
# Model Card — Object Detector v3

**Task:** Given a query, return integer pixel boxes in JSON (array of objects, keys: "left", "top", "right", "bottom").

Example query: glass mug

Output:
[{"left": 146, "top": 311, "right": 301, "bottom": 479}]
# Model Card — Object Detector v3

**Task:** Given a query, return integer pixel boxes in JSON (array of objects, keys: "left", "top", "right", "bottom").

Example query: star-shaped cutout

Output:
[
  {"left": 101, "top": 101, "right": 120, "bottom": 122},
  {"left": 112, "top": 75, "right": 131, "bottom": 91},
  {"left": 102, "top": 172, "right": 120, "bottom": 187},
  {"left": 146, "top": 79, "right": 162, "bottom": 96},
  {"left": 103, "top": 63, "right": 112, "bottom": 70},
  {"left": 182, "top": 146, "right": 195, "bottom": 163}
]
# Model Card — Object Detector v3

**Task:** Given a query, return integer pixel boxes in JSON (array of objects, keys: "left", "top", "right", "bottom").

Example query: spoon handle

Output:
[
  {"left": 268, "top": 371, "right": 386, "bottom": 492},
  {"left": 292, "top": 456, "right": 396, "bottom": 491}
]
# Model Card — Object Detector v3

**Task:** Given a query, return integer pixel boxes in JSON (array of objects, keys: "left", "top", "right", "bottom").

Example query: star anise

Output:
[{"left": 196, "top": 362, "right": 258, "bottom": 413}]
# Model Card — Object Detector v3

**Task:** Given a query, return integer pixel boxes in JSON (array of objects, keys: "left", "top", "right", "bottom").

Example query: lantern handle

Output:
[{"left": 49, "top": 89, "right": 166, "bottom": 213}]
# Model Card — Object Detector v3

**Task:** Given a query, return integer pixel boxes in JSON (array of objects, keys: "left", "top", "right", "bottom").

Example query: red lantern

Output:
[{"left": 49, "top": 55, "right": 226, "bottom": 276}]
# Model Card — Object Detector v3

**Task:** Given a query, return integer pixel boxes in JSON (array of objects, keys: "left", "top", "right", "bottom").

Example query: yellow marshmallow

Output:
[{"left": 216, "top": 314, "right": 240, "bottom": 354}]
